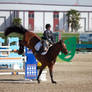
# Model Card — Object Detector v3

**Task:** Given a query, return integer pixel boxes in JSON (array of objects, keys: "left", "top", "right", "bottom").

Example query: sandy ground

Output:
[{"left": 0, "top": 53, "right": 92, "bottom": 92}]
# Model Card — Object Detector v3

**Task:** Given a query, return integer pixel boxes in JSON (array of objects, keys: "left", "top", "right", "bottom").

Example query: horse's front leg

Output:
[
  {"left": 37, "top": 65, "right": 46, "bottom": 83},
  {"left": 48, "top": 64, "right": 56, "bottom": 84},
  {"left": 18, "top": 40, "right": 27, "bottom": 54}
]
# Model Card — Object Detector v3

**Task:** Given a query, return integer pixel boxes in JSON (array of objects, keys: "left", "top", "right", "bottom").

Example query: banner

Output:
[
  {"left": 25, "top": 48, "right": 37, "bottom": 79},
  {"left": 58, "top": 37, "right": 76, "bottom": 62}
]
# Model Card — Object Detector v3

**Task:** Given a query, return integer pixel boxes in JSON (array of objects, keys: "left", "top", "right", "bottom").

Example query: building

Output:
[{"left": 0, "top": 2, "right": 92, "bottom": 32}]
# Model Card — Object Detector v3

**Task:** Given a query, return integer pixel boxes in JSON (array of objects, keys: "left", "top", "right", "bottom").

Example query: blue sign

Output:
[
  {"left": 25, "top": 48, "right": 37, "bottom": 79},
  {"left": 79, "top": 33, "right": 92, "bottom": 42},
  {"left": 79, "top": 34, "right": 89, "bottom": 41}
]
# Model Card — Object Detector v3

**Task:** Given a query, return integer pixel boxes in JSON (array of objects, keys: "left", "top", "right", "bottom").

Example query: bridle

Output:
[{"left": 60, "top": 41, "right": 68, "bottom": 55}]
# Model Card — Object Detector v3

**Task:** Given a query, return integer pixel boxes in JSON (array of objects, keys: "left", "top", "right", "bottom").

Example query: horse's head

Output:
[{"left": 59, "top": 40, "right": 68, "bottom": 55}]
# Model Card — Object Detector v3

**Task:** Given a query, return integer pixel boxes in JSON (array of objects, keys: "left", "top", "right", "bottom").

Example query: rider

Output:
[
  {"left": 38, "top": 24, "right": 55, "bottom": 54},
  {"left": 43, "top": 24, "right": 55, "bottom": 44}
]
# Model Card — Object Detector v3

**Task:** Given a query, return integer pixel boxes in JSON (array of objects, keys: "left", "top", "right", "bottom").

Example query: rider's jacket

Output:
[{"left": 43, "top": 30, "right": 55, "bottom": 44}]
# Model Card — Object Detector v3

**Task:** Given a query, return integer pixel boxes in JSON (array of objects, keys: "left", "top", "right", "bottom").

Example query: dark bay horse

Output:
[{"left": 4, "top": 26, "right": 68, "bottom": 84}]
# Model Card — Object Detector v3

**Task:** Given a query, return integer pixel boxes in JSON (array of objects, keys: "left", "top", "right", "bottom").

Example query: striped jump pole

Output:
[{"left": 0, "top": 72, "right": 25, "bottom": 75}]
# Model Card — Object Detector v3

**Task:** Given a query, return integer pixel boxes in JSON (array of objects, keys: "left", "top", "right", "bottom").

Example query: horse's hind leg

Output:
[
  {"left": 37, "top": 65, "right": 46, "bottom": 83},
  {"left": 48, "top": 65, "right": 56, "bottom": 84}
]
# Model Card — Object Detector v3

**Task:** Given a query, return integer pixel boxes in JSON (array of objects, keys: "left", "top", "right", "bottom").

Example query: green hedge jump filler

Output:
[{"left": 58, "top": 37, "right": 76, "bottom": 62}]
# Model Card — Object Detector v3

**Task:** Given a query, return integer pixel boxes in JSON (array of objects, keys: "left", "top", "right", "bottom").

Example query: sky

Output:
[{"left": 0, "top": 0, "right": 92, "bottom": 5}]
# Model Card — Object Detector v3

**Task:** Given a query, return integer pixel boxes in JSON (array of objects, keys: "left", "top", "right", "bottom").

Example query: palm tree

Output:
[
  {"left": 66, "top": 9, "right": 80, "bottom": 32},
  {"left": 12, "top": 18, "right": 21, "bottom": 27}
]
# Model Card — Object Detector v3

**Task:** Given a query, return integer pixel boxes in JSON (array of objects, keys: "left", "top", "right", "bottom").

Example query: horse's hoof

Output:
[
  {"left": 18, "top": 49, "right": 24, "bottom": 55},
  {"left": 52, "top": 81, "right": 57, "bottom": 84},
  {"left": 37, "top": 79, "right": 40, "bottom": 84}
]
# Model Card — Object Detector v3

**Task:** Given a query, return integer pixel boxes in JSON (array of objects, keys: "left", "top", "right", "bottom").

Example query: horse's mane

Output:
[{"left": 48, "top": 41, "right": 61, "bottom": 52}]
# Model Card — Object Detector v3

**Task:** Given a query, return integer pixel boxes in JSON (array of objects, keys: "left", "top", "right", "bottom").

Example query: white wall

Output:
[
  {"left": 0, "top": 11, "right": 91, "bottom": 33},
  {"left": 34, "top": 12, "right": 44, "bottom": 32},
  {"left": 44, "top": 12, "right": 53, "bottom": 31},
  {"left": 34, "top": 12, "right": 53, "bottom": 32},
  {"left": 79, "top": 18, "right": 86, "bottom": 32},
  {"left": 0, "top": 3, "right": 92, "bottom": 32},
  {"left": 19, "top": 12, "right": 24, "bottom": 26},
  {"left": 24, "top": 12, "right": 28, "bottom": 29},
  {"left": 59, "top": 12, "right": 64, "bottom": 30},
  {"left": 19, "top": 11, "right": 28, "bottom": 29},
  {"left": 79, "top": 13, "right": 88, "bottom": 32},
  {"left": 89, "top": 13, "right": 92, "bottom": 31}
]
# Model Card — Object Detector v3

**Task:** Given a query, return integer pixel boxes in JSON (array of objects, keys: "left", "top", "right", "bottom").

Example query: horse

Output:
[{"left": 4, "top": 25, "right": 68, "bottom": 84}]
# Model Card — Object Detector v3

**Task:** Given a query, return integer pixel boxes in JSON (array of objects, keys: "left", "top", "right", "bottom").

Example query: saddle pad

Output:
[{"left": 34, "top": 41, "right": 42, "bottom": 51}]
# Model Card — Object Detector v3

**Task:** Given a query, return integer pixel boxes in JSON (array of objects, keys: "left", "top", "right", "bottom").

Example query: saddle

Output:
[{"left": 34, "top": 40, "right": 52, "bottom": 55}]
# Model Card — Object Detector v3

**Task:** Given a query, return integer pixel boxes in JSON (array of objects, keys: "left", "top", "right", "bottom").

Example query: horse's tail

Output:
[{"left": 4, "top": 25, "right": 27, "bottom": 36}]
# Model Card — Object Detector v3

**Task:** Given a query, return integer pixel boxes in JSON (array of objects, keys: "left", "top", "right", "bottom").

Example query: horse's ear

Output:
[{"left": 59, "top": 40, "right": 64, "bottom": 43}]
